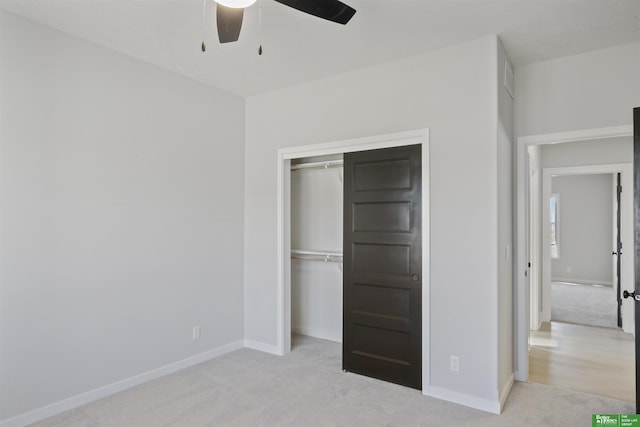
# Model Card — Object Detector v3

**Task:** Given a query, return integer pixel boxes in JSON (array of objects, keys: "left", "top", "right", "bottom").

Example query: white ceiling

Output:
[{"left": 1, "top": 0, "right": 639, "bottom": 96}]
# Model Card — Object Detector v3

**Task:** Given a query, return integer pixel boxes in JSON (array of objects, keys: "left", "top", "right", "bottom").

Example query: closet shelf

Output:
[{"left": 291, "top": 249, "right": 343, "bottom": 263}]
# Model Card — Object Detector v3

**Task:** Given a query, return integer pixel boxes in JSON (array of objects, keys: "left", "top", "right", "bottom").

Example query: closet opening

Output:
[
  {"left": 276, "top": 128, "right": 430, "bottom": 392},
  {"left": 290, "top": 154, "right": 344, "bottom": 346}
]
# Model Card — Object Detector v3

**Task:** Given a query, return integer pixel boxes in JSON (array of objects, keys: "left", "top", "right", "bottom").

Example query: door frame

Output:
[
  {"left": 514, "top": 125, "right": 633, "bottom": 381},
  {"left": 539, "top": 165, "right": 632, "bottom": 330},
  {"left": 276, "top": 128, "right": 430, "bottom": 390},
  {"left": 528, "top": 151, "right": 542, "bottom": 332}
]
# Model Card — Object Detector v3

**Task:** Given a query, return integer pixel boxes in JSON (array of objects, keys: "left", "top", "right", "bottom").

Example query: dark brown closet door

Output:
[
  {"left": 343, "top": 144, "right": 422, "bottom": 390},
  {"left": 630, "top": 107, "right": 640, "bottom": 413}
]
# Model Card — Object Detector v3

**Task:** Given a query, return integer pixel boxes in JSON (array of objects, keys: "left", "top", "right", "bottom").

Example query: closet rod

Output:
[
  {"left": 291, "top": 249, "right": 343, "bottom": 263},
  {"left": 290, "top": 159, "right": 343, "bottom": 172},
  {"left": 291, "top": 255, "right": 343, "bottom": 263}
]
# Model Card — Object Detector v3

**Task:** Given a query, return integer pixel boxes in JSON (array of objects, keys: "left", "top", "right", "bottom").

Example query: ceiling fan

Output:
[{"left": 203, "top": 0, "right": 356, "bottom": 52}]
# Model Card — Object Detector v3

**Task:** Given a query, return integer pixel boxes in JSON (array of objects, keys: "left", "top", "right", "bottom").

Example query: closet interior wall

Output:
[{"left": 291, "top": 154, "right": 344, "bottom": 343}]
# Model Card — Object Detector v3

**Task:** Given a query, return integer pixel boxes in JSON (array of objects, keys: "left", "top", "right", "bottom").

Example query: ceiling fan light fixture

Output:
[
  {"left": 215, "top": 0, "right": 256, "bottom": 8},
  {"left": 214, "top": 0, "right": 355, "bottom": 45}
]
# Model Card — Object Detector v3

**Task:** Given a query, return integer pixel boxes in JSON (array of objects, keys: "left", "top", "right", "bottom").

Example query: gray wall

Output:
[
  {"left": 0, "top": 11, "right": 245, "bottom": 422},
  {"left": 551, "top": 174, "right": 614, "bottom": 285},
  {"left": 515, "top": 41, "right": 640, "bottom": 137},
  {"left": 540, "top": 138, "right": 632, "bottom": 169},
  {"left": 245, "top": 36, "right": 511, "bottom": 407}
]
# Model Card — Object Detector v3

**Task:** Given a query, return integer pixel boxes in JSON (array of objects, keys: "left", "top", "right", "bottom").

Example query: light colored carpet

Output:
[
  {"left": 551, "top": 282, "right": 617, "bottom": 328},
  {"left": 30, "top": 335, "right": 633, "bottom": 427}
]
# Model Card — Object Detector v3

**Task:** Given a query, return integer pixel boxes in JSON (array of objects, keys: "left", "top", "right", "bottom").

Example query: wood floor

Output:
[{"left": 529, "top": 321, "right": 635, "bottom": 403}]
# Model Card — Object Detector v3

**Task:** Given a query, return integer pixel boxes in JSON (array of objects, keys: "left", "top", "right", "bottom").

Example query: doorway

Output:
[
  {"left": 515, "top": 126, "right": 635, "bottom": 402},
  {"left": 531, "top": 164, "right": 634, "bottom": 402},
  {"left": 540, "top": 169, "right": 624, "bottom": 330},
  {"left": 276, "top": 129, "right": 430, "bottom": 390}
]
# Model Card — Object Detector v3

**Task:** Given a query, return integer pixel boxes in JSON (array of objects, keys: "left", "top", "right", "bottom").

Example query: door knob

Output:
[
  {"left": 411, "top": 274, "right": 419, "bottom": 282},
  {"left": 623, "top": 290, "right": 640, "bottom": 301}
]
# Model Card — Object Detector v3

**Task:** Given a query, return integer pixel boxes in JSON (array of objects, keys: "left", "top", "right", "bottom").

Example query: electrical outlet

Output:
[
  {"left": 450, "top": 356, "right": 460, "bottom": 372},
  {"left": 193, "top": 326, "right": 200, "bottom": 341}
]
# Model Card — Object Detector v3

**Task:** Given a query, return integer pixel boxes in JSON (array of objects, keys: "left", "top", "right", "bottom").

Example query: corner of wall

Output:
[{"left": 496, "top": 34, "right": 515, "bottom": 398}]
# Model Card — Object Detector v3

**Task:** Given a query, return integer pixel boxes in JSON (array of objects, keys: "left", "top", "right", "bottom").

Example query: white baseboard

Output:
[
  {"left": 499, "top": 374, "right": 515, "bottom": 412},
  {"left": 529, "top": 316, "right": 543, "bottom": 332},
  {"left": 291, "top": 325, "right": 342, "bottom": 343},
  {"left": 0, "top": 340, "right": 244, "bottom": 427},
  {"left": 552, "top": 277, "right": 613, "bottom": 287},
  {"left": 243, "top": 339, "right": 280, "bottom": 355},
  {"left": 423, "top": 385, "right": 502, "bottom": 414},
  {"left": 514, "top": 369, "right": 527, "bottom": 382}
]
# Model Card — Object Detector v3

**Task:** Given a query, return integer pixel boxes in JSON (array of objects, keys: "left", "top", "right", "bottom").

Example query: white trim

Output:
[
  {"left": 540, "top": 171, "right": 553, "bottom": 322},
  {"left": 279, "top": 129, "right": 426, "bottom": 159},
  {"left": 518, "top": 125, "right": 633, "bottom": 146},
  {"left": 551, "top": 277, "right": 614, "bottom": 287},
  {"left": 514, "top": 125, "right": 633, "bottom": 382},
  {"left": 543, "top": 163, "right": 632, "bottom": 176},
  {"left": 422, "top": 373, "right": 513, "bottom": 414},
  {"left": 0, "top": 340, "right": 244, "bottom": 427},
  {"left": 528, "top": 162, "right": 542, "bottom": 332},
  {"left": 499, "top": 374, "right": 515, "bottom": 412},
  {"left": 549, "top": 192, "right": 560, "bottom": 260},
  {"left": 244, "top": 339, "right": 281, "bottom": 355},
  {"left": 276, "top": 128, "right": 431, "bottom": 391},
  {"left": 423, "top": 386, "right": 502, "bottom": 415},
  {"left": 275, "top": 157, "right": 292, "bottom": 357}
]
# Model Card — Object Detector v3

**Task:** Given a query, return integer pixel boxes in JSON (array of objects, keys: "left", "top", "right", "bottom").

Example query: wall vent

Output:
[{"left": 504, "top": 60, "right": 515, "bottom": 99}]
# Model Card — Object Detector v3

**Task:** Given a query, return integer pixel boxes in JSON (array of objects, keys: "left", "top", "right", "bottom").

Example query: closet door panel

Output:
[
  {"left": 353, "top": 201, "right": 411, "bottom": 232},
  {"left": 343, "top": 144, "right": 422, "bottom": 390}
]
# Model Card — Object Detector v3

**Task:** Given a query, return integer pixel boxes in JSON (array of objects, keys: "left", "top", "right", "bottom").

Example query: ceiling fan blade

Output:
[
  {"left": 274, "top": 0, "right": 356, "bottom": 25},
  {"left": 217, "top": 4, "right": 244, "bottom": 43}
]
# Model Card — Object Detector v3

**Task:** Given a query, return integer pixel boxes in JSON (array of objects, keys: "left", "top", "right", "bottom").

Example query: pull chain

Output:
[
  {"left": 258, "top": 0, "right": 263, "bottom": 55},
  {"left": 201, "top": 0, "right": 206, "bottom": 52}
]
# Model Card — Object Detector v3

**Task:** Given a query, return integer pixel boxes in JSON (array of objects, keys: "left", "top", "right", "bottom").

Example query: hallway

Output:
[{"left": 529, "top": 321, "right": 634, "bottom": 403}]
